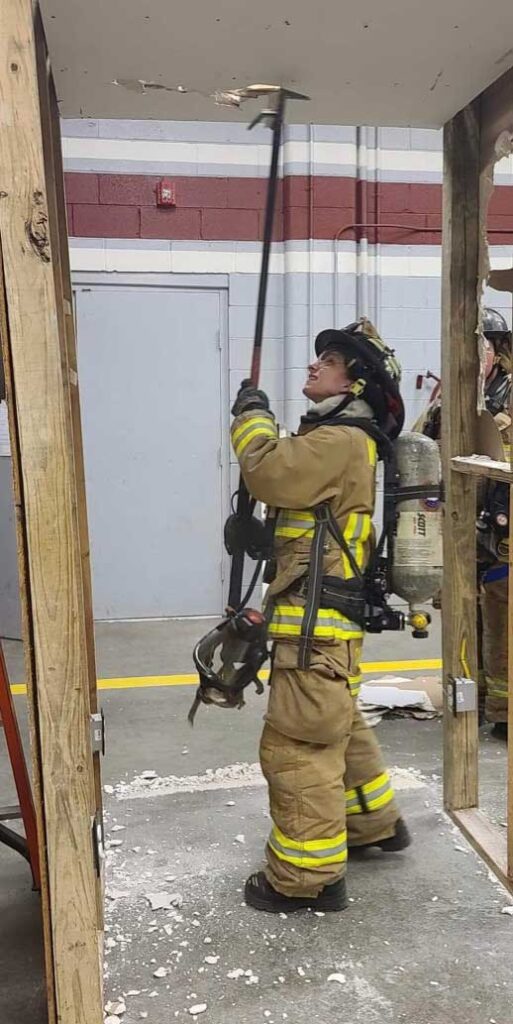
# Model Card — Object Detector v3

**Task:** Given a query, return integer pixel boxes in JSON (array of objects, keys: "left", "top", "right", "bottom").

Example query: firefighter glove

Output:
[{"left": 231, "top": 379, "right": 271, "bottom": 417}]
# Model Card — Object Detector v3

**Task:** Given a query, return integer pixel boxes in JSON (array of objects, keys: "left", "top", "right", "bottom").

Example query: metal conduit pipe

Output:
[{"left": 332, "top": 222, "right": 513, "bottom": 327}]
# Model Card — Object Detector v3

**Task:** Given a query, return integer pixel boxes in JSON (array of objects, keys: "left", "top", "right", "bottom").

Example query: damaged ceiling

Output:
[{"left": 41, "top": 0, "right": 513, "bottom": 126}]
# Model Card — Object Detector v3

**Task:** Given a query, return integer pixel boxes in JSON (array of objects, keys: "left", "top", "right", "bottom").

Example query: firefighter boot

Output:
[
  {"left": 349, "top": 817, "right": 411, "bottom": 855},
  {"left": 491, "top": 722, "right": 508, "bottom": 741},
  {"left": 244, "top": 872, "right": 348, "bottom": 914}
]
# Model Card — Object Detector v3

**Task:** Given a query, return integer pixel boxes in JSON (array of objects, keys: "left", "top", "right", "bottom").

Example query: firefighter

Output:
[
  {"left": 415, "top": 308, "right": 511, "bottom": 738},
  {"left": 230, "top": 319, "right": 411, "bottom": 914},
  {"left": 477, "top": 309, "right": 511, "bottom": 739}
]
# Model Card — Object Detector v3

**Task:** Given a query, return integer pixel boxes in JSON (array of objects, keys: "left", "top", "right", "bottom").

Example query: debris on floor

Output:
[
  {"left": 358, "top": 677, "right": 440, "bottom": 725},
  {"left": 145, "top": 892, "right": 183, "bottom": 911},
  {"left": 96, "top": 705, "right": 510, "bottom": 1024}
]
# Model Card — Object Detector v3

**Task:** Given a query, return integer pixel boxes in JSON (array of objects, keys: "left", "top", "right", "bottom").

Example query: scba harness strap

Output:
[
  {"left": 297, "top": 417, "right": 389, "bottom": 670},
  {"left": 297, "top": 499, "right": 371, "bottom": 669}
]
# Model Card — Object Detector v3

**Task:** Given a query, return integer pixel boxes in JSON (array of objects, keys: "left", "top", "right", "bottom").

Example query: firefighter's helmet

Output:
[{"left": 315, "top": 317, "right": 404, "bottom": 439}]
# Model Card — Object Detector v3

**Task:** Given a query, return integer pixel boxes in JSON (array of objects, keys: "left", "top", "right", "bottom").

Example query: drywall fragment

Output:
[{"left": 145, "top": 892, "right": 183, "bottom": 911}]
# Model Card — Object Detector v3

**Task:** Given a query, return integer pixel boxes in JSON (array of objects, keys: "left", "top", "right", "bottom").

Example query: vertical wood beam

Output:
[
  {"left": 0, "top": 248, "right": 57, "bottom": 1022},
  {"left": 0, "top": 2, "right": 103, "bottom": 1020},
  {"left": 441, "top": 104, "right": 481, "bottom": 810},
  {"left": 33, "top": 5, "right": 104, "bottom": 926},
  {"left": 509, "top": 406, "right": 513, "bottom": 879}
]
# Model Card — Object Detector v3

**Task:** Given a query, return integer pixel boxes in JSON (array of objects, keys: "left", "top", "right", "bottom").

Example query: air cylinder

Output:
[{"left": 391, "top": 431, "right": 443, "bottom": 605}]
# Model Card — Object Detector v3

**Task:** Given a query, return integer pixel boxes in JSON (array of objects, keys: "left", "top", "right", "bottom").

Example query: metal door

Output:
[{"left": 75, "top": 283, "right": 226, "bottom": 619}]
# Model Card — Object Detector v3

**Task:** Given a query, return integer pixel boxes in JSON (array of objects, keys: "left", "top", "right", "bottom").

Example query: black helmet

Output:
[
  {"left": 483, "top": 307, "right": 510, "bottom": 343},
  {"left": 314, "top": 318, "right": 404, "bottom": 439}
]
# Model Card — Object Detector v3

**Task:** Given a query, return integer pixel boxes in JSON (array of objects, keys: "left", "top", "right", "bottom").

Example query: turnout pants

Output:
[
  {"left": 480, "top": 574, "right": 508, "bottom": 724},
  {"left": 260, "top": 640, "right": 400, "bottom": 897}
]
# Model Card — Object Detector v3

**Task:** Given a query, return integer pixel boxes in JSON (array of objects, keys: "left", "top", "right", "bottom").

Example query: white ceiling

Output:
[{"left": 41, "top": 0, "right": 513, "bottom": 127}]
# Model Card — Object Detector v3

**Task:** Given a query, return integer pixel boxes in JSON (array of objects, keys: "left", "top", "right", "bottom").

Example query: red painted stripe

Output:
[{"left": 65, "top": 173, "right": 513, "bottom": 244}]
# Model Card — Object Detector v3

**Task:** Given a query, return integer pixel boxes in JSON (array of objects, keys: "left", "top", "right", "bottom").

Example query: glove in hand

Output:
[{"left": 231, "top": 378, "right": 271, "bottom": 417}]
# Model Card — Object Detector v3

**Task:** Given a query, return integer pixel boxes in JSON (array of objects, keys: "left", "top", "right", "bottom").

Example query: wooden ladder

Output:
[{"left": 0, "top": 643, "right": 40, "bottom": 889}]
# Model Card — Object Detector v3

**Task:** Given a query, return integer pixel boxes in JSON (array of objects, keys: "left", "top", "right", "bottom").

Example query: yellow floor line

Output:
[{"left": 9, "top": 658, "right": 442, "bottom": 696}]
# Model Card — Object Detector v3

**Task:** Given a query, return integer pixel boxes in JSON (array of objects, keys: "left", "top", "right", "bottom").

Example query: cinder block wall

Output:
[{"left": 63, "top": 119, "right": 513, "bottom": 434}]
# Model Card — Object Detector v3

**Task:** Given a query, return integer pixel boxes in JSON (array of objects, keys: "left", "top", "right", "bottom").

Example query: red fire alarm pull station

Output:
[{"left": 157, "top": 179, "right": 176, "bottom": 207}]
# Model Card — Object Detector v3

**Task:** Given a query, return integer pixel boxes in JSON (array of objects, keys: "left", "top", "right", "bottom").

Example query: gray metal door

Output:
[{"left": 75, "top": 284, "right": 226, "bottom": 619}]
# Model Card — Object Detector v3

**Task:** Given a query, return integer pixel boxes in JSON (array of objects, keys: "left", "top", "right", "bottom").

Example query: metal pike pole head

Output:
[{"left": 213, "top": 83, "right": 309, "bottom": 110}]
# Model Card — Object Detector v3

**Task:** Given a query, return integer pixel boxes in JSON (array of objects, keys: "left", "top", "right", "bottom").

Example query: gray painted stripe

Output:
[
  {"left": 61, "top": 118, "right": 100, "bottom": 138},
  {"left": 64, "top": 158, "right": 269, "bottom": 177},
  {"left": 495, "top": 173, "right": 513, "bottom": 187},
  {"left": 62, "top": 118, "right": 270, "bottom": 144},
  {"left": 63, "top": 157, "right": 365, "bottom": 178},
  {"left": 284, "top": 161, "right": 356, "bottom": 178},
  {"left": 61, "top": 118, "right": 440, "bottom": 151},
  {"left": 378, "top": 169, "right": 442, "bottom": 184}
]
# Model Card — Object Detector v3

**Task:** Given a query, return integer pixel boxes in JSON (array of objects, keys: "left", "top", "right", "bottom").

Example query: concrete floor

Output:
[{"left": 1, "top": 615, "right": 511, "bottom": 1024}]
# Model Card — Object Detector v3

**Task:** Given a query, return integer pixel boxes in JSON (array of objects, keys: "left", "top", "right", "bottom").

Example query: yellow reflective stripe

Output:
[
  {"left": 353, "top": 514, "right": 371, "bottom": 571},
  {"left": 271, "top": 606, "right": 357, "bottom": 620},
  {"left": 269, "top": 825, "right": 348, "bottom": 868},
  {"left": 349, "top": 674, "right": 362, "bottom": 698},
  {"left": 231, "top": 415, "right": 275, "bottom": 445},
  {"left": 275, "top": 507, "right": 372, "bottom": 574},
  {"left": 267, "top": 623, "right": 363, "bottom": 640},
  {"left": 231, "top": 415, "right": 276, "bottom": 457},
  {"left": 268, "top": 604, "right": 363, "bottom": 641},
  {"left": 363, "top": 771, "right": 391, "bottom": 796},
  {"left": 346, "top": 772, "right": 394, "bottom": 815},
  {"left": 315, "top": 624, "right": 363, "bottom": 640},
  {"left": 341, "top": 512, "right": 358, "bottom": 578},
  {"left": 234, "top": 426, "right": 276, "bottom": 457},
  {"left": 278, "top": 511, "right": 315, "bottom": 525},
  {"left": 274, "top": 525, "right": 315, "bottom": 539},
  {"left": 340, "top": 513, "right": 371, "bottom": 579},
  {"left": 367, "top": 437, "right": 377, "bottom": 467},
  {"left": 486, "top": 676, "right": 508, "bottom": 698},
  {"left": 272, "top": 825, "right": 347, "bottom": 853},
  {"left": 275, "top": 510, "right": 315, "bottom": 540},
  {"left": 366, "top": 788, "right": 395, "bottom": 812}
]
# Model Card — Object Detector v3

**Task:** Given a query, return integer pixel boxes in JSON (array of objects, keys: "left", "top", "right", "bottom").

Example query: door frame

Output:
[{"left": 73, "top": 271, "right": 231, "bottom": 616}]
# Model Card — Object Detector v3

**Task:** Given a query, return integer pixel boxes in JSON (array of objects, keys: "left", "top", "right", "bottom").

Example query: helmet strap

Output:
[{"left": 349, "top": 378, "right": 366, "bottom": 398}]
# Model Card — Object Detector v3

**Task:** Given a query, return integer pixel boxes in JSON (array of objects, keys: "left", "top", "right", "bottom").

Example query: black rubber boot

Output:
[
  {"left": 244, "top": 871, "right": 348, "bottom": 914},
  {"left": 491, "top": 722, "right": 508, "bottom": 741},
  {"left": 349, "top": 817, "right": 412, "bottom": 855}
]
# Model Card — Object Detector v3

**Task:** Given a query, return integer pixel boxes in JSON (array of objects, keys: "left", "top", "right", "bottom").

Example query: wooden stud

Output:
[
  {"left": 33, "top": 5, "right": 104, "bottom": 926},
  {"left": 476, "top": 61, "right": 513, "bottom": 883},
  {"left": 0, "top": 229, "right": 56, "bottom": 1024},
  {"left": 450, "top": 809, "right": 511, "bottom": 893},
  {"left": 505, "top": 356, "right": 509, "bottom": 876},
  {"left": 451, "top": 456, "right": 513, "bottom": 484},
  {"left": 0, "top": 2, "right": 103, "bottom": 1020},
  {"left": 441, "top": 104, "right": 481, "bottom": 811}
]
